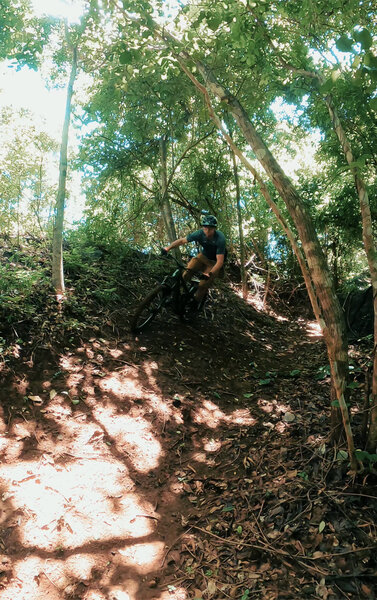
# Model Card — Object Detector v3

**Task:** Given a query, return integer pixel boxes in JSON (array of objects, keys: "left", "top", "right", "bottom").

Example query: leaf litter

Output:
[{"left": 0, "top": 246, "right": 377, "bottom": 599}]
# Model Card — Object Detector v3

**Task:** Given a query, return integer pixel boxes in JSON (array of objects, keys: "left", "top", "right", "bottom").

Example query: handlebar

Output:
[
  {"left": 160, "top": 249, "right": 211, "bottom": 280},
  {"left": 160, "top": 248, "right": 186, "bottom": 269}
]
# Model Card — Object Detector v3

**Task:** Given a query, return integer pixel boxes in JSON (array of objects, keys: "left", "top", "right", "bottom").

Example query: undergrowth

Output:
[{"left": 0, "top": 232, "right": 164, "bottom": 367}]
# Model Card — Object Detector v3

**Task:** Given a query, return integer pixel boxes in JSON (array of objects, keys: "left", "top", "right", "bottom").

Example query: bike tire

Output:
[{"left": 130, "top": 285, "right": 169, "bottom": 333}]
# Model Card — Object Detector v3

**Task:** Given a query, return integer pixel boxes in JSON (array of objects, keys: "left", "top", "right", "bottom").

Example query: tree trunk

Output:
[
  {"left": 231, "top": 151, "right": 248, "bottom": 299},
  {"left": 160, "top": 136, "right": 180, "bottom": 256},
  {"left": 323, "top": 95, "right": 377, "bottom": 451},
  {"left": 268, "top": 46, "right": 377, "bottom": 451},
  {"left": 52, "top": 44, "right": 77, "bottom": 296},
  {"left": 17, "top": 178, "right": 21, "bottom": 246}
]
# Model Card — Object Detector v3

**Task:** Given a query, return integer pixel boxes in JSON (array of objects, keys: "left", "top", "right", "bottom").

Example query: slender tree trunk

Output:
[
  {"left": 17, "top": 178, "right": 21, "bottom": 246},
  {"left": 35, "top": 159, "right": 45, "bottom": 233},
  {"left": 323, "top": 95, "right": 377, "bottom": 451},
  {"left": 52, "top": 44, "right": 78, "bottom": 296},
  {"left": 160, "top": 136, "right": 180, "bottom": 255},
  {"left": 266, "top": 42, "right": 377, "bottom": 450},
  {"left": 231, "top": 151, "right": 248, "bottom": 299}
]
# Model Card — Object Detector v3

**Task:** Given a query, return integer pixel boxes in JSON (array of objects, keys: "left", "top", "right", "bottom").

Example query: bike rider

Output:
[{"left": 163, "top": 215, "right": 227, "bottom": 307}]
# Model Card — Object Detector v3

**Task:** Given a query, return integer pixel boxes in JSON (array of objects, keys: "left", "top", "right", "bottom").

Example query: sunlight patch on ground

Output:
[
  {"left": 0, "top": 460, "right": 156, "bottom": 551},
  {"left": 117, "top": 541, "right": 165, "bottom": 573},
  {"left": 83, "top": 592, "right": 107, "bottom": 600},
  {"left": 109, "top": 347, "right": 124, "bottom": 359},
  {"left": 203, "top": 438, "right": 222, "bottom": 452},
  {"left": 194, "top": 400, "right": 256, "bottom": 428},
  {"left": 92, "top": 406, "right": 163, "bottom": 472},
  {"left": 60, "top": 354, "right": 82, "bottom": 372},
  {"left": 0, "top": 551, "right": 170, "bottom": 600},
  {"left": 257, "top": 398, "right": 291, "bottom": 415},
  {"left": 189, "top": 450, "right": 215, "bottom": 464},
  {"left": 99, "top": 374, "right": 143, "bottom": 399}
]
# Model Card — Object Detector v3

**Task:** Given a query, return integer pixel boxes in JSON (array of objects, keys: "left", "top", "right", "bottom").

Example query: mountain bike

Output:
[{"left": 130, "top": 252, "right": 208, "bottom": 333}]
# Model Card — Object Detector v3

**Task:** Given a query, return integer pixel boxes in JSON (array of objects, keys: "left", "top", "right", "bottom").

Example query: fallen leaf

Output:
[
  {"left": 361, "top": 583, "right": 373, "bottom": 597},
  {"left": 29, "top": 395, "right": 43, "bottom": 405},
  {"left": 207, "top": 580, "right": 217, "bottom": 597}
]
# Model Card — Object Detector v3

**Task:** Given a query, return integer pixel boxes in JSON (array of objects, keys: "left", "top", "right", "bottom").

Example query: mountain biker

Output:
[{"left": 163, "top": 215, "right": 227, "bottom": 306}]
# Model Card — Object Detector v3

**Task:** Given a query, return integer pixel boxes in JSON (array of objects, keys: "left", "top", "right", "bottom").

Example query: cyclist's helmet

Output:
[{"left": 201, "top": 215, "right": 218, "bottom": 227}]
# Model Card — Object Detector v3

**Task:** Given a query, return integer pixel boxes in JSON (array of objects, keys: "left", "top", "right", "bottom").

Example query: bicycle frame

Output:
[
  {"left": 161, "top": 256, "right": 199, "bottom": 317},
  {"left": 130, "top": 253, "right": 207, "bottom": 333}
]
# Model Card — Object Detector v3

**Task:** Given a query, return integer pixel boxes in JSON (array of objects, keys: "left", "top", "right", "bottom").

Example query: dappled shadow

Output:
[{"left": 0, "top": 282, "right": 332, "bottom": 599}]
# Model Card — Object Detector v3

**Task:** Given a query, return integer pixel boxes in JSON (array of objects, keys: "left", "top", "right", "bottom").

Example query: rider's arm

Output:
[
  {"left": 164, "top": 237, "right": 188, "bottom": 252},
  {"left": 209, "top": 253, "right": 225, "bottom": 277}
]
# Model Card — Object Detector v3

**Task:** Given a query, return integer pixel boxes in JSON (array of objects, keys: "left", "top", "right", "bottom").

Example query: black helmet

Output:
[{"left": 201, "top": 215, "right": 218, "bottom": 227}]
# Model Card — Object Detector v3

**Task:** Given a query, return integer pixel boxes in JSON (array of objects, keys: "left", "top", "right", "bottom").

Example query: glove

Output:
[{"left": 160, "top": 248, "right": 168, "bottom": 256}]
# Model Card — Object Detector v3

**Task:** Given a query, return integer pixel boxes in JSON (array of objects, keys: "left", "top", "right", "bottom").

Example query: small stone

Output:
[{"left": 283, "top": 412, "right": 295, "bottom": 423}]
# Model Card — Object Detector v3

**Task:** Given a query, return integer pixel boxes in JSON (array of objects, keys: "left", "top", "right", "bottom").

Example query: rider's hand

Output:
[{"left": 203, "top": 272, "right": 211, "bottom": 280}]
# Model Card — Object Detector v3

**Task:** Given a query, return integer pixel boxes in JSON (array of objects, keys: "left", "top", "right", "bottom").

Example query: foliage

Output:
[
  {"left": 0, "top": 0, "right": 54, "bottom": 68},
  {"left": 2, "top": 0, "right": 377, "bottom": 292},
  {"left": 0, "top": 107, "right": 59, "bottom": 236}
]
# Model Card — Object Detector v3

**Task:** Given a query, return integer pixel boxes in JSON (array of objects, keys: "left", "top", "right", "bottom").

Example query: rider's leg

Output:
[
  {"left": 195, "top": 257, "right": 217, "bottom": 301},
  {"left": 182, "top": 254, "right": 207, "bottom": 282}
]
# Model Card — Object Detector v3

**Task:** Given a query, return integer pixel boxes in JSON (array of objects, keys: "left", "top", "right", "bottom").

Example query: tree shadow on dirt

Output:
[{"left": 0, "top": 285, "right": 341, "bottom": 600}]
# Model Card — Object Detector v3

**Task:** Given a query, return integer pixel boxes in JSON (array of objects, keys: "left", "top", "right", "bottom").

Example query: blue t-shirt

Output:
[{"left": 186, "top": 229, "right": 227, "bottom": 261}]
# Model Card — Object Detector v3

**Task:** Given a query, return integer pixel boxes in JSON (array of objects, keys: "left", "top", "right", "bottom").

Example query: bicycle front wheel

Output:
[{"left": 130, "top": 285, "right": 168, "bottom": 333}]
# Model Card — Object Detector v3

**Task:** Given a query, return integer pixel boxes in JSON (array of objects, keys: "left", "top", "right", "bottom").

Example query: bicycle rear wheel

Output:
[{"left": 130, "top": 285, "right": 169, "bottom": 333}]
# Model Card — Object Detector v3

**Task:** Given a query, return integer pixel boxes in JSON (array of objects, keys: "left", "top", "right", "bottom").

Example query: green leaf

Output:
[
  {"left": 236, "top": 525, "right": 243, "bottom": 534},
  {"left": 331, "top": 400, "right": 340, "bottom": 407},
  {"left": 337, "top": 450, "right": 348, "bottom": 461},
  {"left": 222, "top": 504, "right": 235, "bottom": 512},
  {"left": 354, "top": 28, "right": 373, "bottom": 50},
  {"left": 119, "top": 50, "right": 133, "bottom": 65},
  {"left": 213, "top": 391, "right": 221, "bottom": 398},
  {"left": 364, "top": 52, "right": 377, "bottom": 69},
  {"left": 335, "top": 35, "right": 354, "bottom": 53},
  {"left": 319, "top": 78, "right": 335, "bottom": 94},
  {"left": 231, "top": 21, "right": 241, "bottom": 40},
  {"left": 258, "top": 378, "right": 271, "bottom": 386},
  {"left": 351, "top": 55, "right": 362, "bottom": 69},
  {"left": 246, "top": 54, "right": 255, "bottom": 67},
  {"left": 289, "top": 369, "right": 301, "bottom": 377},
  {"left": 370, "top": 98, "right": 377, "bottom": 111},
  {"left": 355, "top": 449, "right": 377, "bottom": 463},
  {"left": 318, "top": 521, "right": 326, "bottom": 533},
  {"left": 243, "top": 393, "right": 253, "bottom": 398},
  {"left": 347, "top": 381, "right": 361, "bottom": 389},
  {"left": 207, "top": 16, "right": 222, "bottom": 31}
]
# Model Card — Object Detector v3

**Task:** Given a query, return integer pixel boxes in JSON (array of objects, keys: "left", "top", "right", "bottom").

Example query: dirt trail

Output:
[{"left": 1, "top": 294, "right": 374, "bottom": 600}]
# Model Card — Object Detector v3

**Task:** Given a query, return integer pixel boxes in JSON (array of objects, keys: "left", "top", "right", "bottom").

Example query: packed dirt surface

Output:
[{"left": 0, "top": 284, "right": 376, "bottom": 600}]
